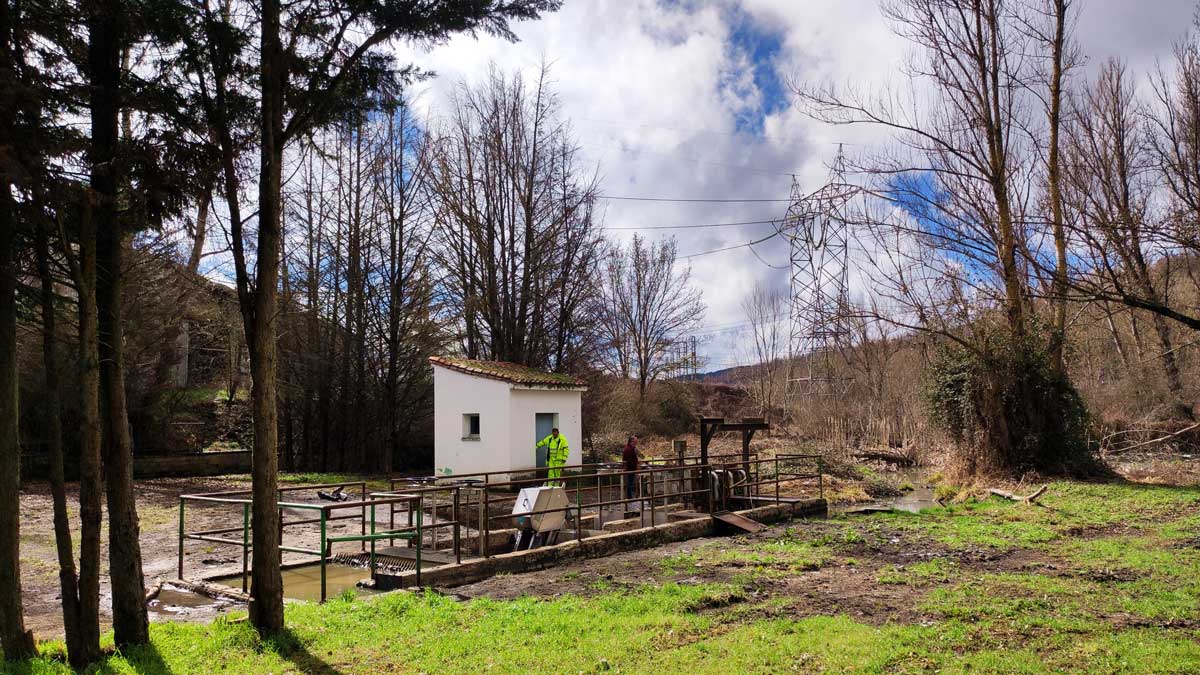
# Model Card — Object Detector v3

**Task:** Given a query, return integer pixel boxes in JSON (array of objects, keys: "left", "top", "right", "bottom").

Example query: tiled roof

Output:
[{"left": 429, "top": 356, "right": 587, "bottom": 388}]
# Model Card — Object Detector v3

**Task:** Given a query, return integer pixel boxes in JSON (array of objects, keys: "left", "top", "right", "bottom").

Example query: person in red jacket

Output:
[{"left": 621, "top": 435, "right": 640, "bottom": 504}]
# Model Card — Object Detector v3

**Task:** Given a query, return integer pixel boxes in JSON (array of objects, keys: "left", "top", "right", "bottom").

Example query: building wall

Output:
[
  {"left": 433, "top": 363, "right": 584, "bottom": 476},
  {"left": 507, "top": 387, "right": 583, "bottom": 469},
  {"left": 433, "top": 365, "right": 512, "bottom": 477}
]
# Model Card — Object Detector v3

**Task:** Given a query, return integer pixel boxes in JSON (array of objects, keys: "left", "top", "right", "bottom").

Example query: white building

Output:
[{"left": 430, "top": 356, "right": 587, "bottom": 478}]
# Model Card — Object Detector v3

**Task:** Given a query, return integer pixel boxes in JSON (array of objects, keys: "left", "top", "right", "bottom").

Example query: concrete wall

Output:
[
  {"left": 432, "top": 364, "right": 583, "bottom": 477},
  {"left": 508, "top": 387, "right": 583, "bottom": 469}
]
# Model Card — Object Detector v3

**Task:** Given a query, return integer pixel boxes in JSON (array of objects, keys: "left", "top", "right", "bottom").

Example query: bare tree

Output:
[
  {"left": 794, "top": 0, "right": 1100, "bottom": 472},
  {"left": 1062, "top": 59, "right": 1189, "bottom": 411},
  {"left": 597, "top": 235, "right": 704, "bottom": 400},
  {"left": 842, "top": 302, "right": 908, "bottom": 424},
  {"left": 797, "top": 0, "right": 1037, "bottom": 343},
  {"left": 430, "top": 64, "right": 602, "bottom": 370},
  {"left": 276, "top": 103, "right": 445, "bottom": 474},
  {"left": 1037, "top": 23, "right": 1200, "bottom": 345},
  {"left": 1021, "top": 0, "right": 1080, "bottom": 372},
  {"left": 741, "top": 284, "right": 788, "bottom": 419}
]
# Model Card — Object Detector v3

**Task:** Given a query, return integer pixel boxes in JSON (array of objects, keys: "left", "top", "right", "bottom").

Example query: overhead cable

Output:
[
  {"left": 679, "top": 231, "right": 783, "bottom": 259},
  {"left": 598, "top": 195, "right": 792, "bottom": 203},
  {"left": 602, "top": 218, "right": 779, "bottom": 231}
]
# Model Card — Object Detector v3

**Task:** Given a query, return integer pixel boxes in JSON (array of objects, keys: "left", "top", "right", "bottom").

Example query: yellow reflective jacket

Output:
[{"left": 536, "top": 433, "right": 569, "bottom": 465}]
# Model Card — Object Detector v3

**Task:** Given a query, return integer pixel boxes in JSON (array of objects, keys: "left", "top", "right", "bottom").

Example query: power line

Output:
[
  {"left": 749, "top": 243, "right": 789, "bottom": 269},
  {"left": 601, "top": 218, "right": 779, "bottom": 231},
  {"left": 583, "top": 140, "right": 800, "bottom": 178},
  {"left": 679, "top": 230, "right": 783, "bottom": 259},
  {"left": 575, "top": 116, "right": 809, "bottom": 146},
  {"left": 598, "top": 195, "right": 792, "bottom": 203}
]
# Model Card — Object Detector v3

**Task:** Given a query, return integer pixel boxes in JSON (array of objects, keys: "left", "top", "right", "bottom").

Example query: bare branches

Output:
[
  {"left": 428, "top": 63, "right": 602, "bottom": 371},
  {"left": 741, "top": 284, "right": 788, "bottom": 417},
  {"left": 595, "top": 235, "right": 705, "bottom": 399},
  {"left": 795, "top": 0, "right": 1041, "bottom": 344}
]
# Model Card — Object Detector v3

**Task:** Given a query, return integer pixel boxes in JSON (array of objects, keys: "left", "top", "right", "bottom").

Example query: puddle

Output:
[
  {"left": 148, "top": 587, "right": 236, "bottom": 622},
  {"left": 839, "top": 484, "right": 940, "bottom": 515},
  {"left": 214, "top": 563, "right": 381, "bottom": 603}
]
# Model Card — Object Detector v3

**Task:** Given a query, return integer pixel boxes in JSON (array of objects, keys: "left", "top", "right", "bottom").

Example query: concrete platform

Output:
[{"left": 379, "top": 497, "right": 827, "bottom": 589}]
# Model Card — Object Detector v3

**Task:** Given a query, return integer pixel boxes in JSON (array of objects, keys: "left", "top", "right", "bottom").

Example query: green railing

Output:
[{"left": 178, "top": 489, "right": 424, "bottom": 602}]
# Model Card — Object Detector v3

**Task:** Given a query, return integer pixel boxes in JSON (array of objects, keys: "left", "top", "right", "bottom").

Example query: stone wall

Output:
[
  {"left": 22, "top": 449, "right": 251, "bottom": 480},
  {"left": 135, "top": 450, "right": 251, "bottom": 478}
]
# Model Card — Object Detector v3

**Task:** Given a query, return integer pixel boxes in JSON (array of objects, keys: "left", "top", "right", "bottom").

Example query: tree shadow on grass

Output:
[
  {"left": 15, "top": 641, "right": 180, "bottom": 675},
  {"left": 271, "top": 628, "right": 346, "bottom": 675},
  {"left": 101, "top": 642, "right": 176, "bottom": 675}
]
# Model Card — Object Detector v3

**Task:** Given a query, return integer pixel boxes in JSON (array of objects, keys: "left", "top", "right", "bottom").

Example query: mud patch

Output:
[
  {"left": 1073, "top": 567, "right": 1143, "bottom": 583},
  {"left": 681, "top": 590, "right": 748, "bottom": 613}
]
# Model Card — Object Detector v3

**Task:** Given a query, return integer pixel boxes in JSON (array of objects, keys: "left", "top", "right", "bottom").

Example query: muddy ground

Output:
[
  {"left": 16, "top": 450, "right": 1197, "bottom": 640},
  {"left": 450, "top": 517, "right": 1027, "bottom": 626},
  {"left": 18, "top": 476, "right": 385, "bottom": 637}
]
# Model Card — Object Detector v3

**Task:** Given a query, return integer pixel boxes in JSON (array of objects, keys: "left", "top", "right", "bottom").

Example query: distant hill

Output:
[{"left": 677, "top": 364, "right": 755, "bottom": 385}]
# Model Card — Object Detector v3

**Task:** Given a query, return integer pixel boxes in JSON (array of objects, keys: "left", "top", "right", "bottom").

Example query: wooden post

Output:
[{"left": 673, "top": 439, "right": 687, "bottom": 507}]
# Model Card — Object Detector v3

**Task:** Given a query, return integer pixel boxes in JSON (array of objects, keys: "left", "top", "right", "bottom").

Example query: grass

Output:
[
  {"left": 275, "top": 472, "right": 392, "bottom": 491},
  {"left": 877, "top": 557, "right": 957, "bottom": 586},
  {"left": 14, "top": 587, "right": 1199, "bottom": 674},
  {"left": 660, "top": 530, "right": 836, "bottom": 579},
  {"left": 9, "top": 479, "right": 1200, "bottom": 674},
  {"left": 170, "top": 387, "right": 249, "bottom": 407}
]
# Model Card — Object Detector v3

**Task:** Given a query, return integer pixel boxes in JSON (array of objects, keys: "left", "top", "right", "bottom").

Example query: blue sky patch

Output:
[{"left": 724, "top": 5, "right": 787, "bottom": 135}]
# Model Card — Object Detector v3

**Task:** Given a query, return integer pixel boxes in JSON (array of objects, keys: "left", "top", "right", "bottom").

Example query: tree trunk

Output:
[
  {"left": 1047, "top": 0, "right": 1068, "bottom": 373},
  {"left": 35, "top": 223, "right": 88, "bottom": 666},
  {"left": 0, "top": 185, "right": 36, "bottom": 661},
  {"left": 1148, "top": 306, "right": 1186, "bottom": 403},
  {"left": 70, "top": 198, "right": 105, "bottom": 666},
  {"left": 247, "top": 0, "right": 285, "bottom": 631},
  {"left": 97, "top": 223, "right": 150, "bottom": 646},
  {"left": 1102, "top": 302, "right": 1130, "bottom": 371},
  {"left": 89, "top": 0, "right": 149, "bottom": 645},
  {"left": 0, "top": 0, "right": 35, "bottom": 657},
  {"left": 1129, "top": 265, "right": 1186, "bottom": 409},
  {"left": 187, "top": 186, "right": 211, "bottom": 274}
]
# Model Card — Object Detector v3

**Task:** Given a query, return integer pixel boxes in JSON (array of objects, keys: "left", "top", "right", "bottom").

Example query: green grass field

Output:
[{"left": 9, "top": 479, "right": 1199, "bottom": 674}]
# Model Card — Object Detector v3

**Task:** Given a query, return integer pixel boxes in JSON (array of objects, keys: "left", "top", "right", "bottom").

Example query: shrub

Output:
[
  {"left": 642, "top": 380, "right": 696, "bottom": 437},
  {"left": 923, "top": 325, "right": 1094, "bottom": 476}
]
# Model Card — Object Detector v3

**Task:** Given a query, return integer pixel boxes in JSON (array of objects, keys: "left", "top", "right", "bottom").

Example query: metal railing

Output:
[
  {"left": 177, "top": 483, "right": 424, "bottom": 602},
  {"left": 388, "top": 453, "right": 824, "bottom": 560},
  {"left": 176, "top": 454, "right": 823, "bottom": 601}
]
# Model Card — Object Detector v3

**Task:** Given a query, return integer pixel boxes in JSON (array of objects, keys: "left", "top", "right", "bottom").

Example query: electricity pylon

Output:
[{"left": 783, "top": 148, "right": 855, "bottom": 397}]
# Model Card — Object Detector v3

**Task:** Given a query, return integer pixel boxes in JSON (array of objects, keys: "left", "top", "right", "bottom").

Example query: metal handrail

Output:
[
  {"left": 177, "top": 490, "right": 423, "bottom": 601},
  {"left": 176, "top": 452, "right": 824, "bottom": 600}
]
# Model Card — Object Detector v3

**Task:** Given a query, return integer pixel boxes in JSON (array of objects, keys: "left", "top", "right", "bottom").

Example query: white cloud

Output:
[{"left": 390, "top": 0, "right": 1195, "bottom": 369}]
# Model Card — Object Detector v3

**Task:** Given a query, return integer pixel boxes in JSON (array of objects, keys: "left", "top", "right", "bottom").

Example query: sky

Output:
[{"left": 394, "top": 0, "right": 1199, "bottom": 372}]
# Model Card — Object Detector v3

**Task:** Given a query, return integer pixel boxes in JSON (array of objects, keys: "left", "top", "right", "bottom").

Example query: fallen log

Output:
[
  {"left": 166, "top": 578, "right": 250, "bottom": 604},
  {"left": 852, "top": 451, "right": 916, "bottom": 467},
  {"left": 987, "top": 485, "right": 1048, "bottom": 504}
]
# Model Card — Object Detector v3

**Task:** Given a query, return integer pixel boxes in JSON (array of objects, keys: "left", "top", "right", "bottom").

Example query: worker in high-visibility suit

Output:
[{"left": 536, "top": 427, "right": 569, "bottom": 487}]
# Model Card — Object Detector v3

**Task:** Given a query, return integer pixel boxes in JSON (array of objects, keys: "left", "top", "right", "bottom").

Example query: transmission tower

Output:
[{"left": 784, "top": 148, "right": 855, "bottom": 396}]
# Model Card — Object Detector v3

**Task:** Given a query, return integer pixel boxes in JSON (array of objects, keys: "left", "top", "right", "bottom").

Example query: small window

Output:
[{"left": 462, "top": 414, "right": 481, "bottom": 440}]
